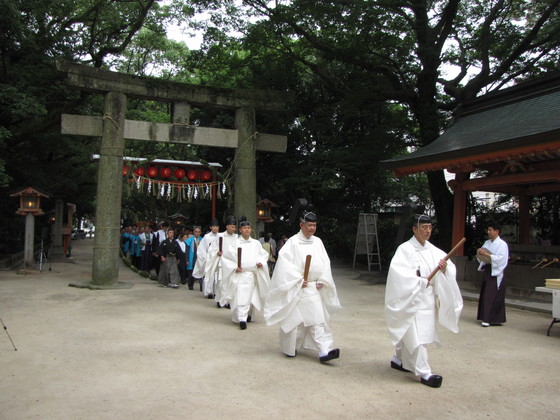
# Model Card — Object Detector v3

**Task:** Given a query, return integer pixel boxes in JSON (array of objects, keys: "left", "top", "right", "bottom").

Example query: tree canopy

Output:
[{"left": 1, "top": 0, "right": 559, "bottom": 259}]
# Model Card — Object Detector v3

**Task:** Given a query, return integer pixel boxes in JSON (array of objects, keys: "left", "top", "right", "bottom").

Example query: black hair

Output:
[{"left": 488, "top": 222, "right": 501, "bottom": 232}]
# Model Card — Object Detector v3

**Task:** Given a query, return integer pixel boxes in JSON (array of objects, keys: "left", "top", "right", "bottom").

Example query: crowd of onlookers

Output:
[{"left": 119, "top": 222, "right": 288, "bottom": 285}]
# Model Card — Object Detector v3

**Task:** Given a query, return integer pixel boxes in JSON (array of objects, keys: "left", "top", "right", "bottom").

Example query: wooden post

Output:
[
  {"left": 451, "top": 172, "right": 468, "bottom": 256},
  {"left": 518, "top": 191, "right": 530, "bottom": 245},
  {"left": 91, "top": 91, "right": 127, "bottom": 286}
]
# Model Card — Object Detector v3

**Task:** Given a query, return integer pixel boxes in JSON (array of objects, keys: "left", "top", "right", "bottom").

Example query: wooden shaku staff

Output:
[
  {"left": 540, "top": 258, "right": 559, "bottom": 268},
  {"left": 532, "top": 258, "right": 547, "bottom": 269},
  {"left": 237, "top": 247, "right": 242, "bottom": 269},
  {"left": 219, "top": 236, "right": 223, "bottom": 253},
  {"left": 303, "top": 255, "right": 312, "bottom": 283},
  {"left": 509, "top": 256, "right": 522, "bottom": 264},
  {"left": 426, "top": 237, "right": 466, "bottom": 285}
]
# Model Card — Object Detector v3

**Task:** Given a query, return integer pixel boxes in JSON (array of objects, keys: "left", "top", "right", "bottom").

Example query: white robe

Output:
[
  {"left": 219, "top": 236, "right": 270, "bottom": 315},
  {"left": 264, "top": 231, "right": 341, "bottom": 334},
  {"left": 204, "top": 232, "right": 238, "bottom": 299},
  {"left": 476, "top": 236, "right": 509, "bottom": 288},
  {"left": 192, "top": 232, "right": 218, "bottom": 280},
  {"left": 385, "top": 236, "right": 463, "bottom": 349}
]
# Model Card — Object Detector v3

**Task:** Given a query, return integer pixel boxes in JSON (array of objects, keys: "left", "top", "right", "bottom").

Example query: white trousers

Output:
[
  {"left": 213, "top": 266, "right": 223, "bottom": 303},
  {"left": 279, "top": 323, "right": 331, "bottom": 357},
  {"left": 395, "top": 324, "right": 432, "bottom": 377},
  {"left": 232, "top": 305, "right": 253, "bottom": 323},
  {"left": 230, "top": 272, "right": 256, "bottom": 323}
]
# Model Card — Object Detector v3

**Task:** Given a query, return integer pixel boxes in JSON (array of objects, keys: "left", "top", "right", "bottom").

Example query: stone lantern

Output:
[{"left": 10, "top": 186, "right": 50, "bottom": 268}]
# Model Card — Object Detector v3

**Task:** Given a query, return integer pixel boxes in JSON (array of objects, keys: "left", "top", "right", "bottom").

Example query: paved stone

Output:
[{"left": 0, "top": 239, "right": 558, "bottom": 419}]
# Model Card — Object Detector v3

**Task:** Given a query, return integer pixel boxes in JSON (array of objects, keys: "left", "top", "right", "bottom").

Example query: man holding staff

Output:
[
  {"left": 194, "top": 219, "right": 220, "bottom": 299},
  {"left": 385, "top": 215, "right": 463, "bottom": 388},
  {"left": 220, "top": 218, "right": 270, "bottom": 329},
  {"left": 264, "top": 211, "right": 341, "bottom": 363},
  {"left": 205, "top": 216, "right": 238, "bottom": 307}
]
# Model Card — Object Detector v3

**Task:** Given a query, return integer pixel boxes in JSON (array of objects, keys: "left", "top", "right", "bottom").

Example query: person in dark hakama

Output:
[
  {"left": 176, "top": 232, "right": 188, "bottom": 285},
  {"left": 157, "top": 228, "right": 182, "bottom": 288},
  {"left": 152, "top": 223, "right": 168, "bottom": 276},
  {"left": 476, "top": 223, "right": 509, "bottom": 327},
  {"left": 140, "top": 226, "right": 155, "bottom": 272}
]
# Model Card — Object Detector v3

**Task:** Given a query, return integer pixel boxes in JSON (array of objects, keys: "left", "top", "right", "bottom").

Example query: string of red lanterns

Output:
[{"left": 124, "top": 165, "right": 213, "bottom": 182}]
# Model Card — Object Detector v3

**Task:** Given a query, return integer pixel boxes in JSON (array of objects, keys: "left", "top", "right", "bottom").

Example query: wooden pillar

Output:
[
  {"left": 91, "top": 91, "right": 127, "bottom": 286},
  {"left": 518, "top": 191, "right": 530, "bottom": 245},
  {"left": 451, "top": 172, "right": 468, "bottom": 256},
  {"left": 234, "top": 107, "right": 257, "bottom": 233}
]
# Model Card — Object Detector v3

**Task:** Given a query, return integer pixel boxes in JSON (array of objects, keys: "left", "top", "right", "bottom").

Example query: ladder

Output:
[{"left": 353, "top": 213, "right": 382, "bottom": 271}]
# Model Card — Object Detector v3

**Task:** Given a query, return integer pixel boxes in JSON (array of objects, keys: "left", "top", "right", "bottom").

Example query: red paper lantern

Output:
[
  {"left": 201, "top": 169, "right": 212, "bottom": 181},
  {"left": 174, "top": 168, "right": 186, "bottom": 180},
  {"left": 147, "top": 166, "right": 158, "bottom": 178},
  {"left": 160, "top": 167, "right": 172, "bottom": 178},
  {"left": 133, "top": 167, "right": 145, "bottom": 176},
  {"left": 122, "top": 165, "right": 130, "bottom": 176},
  {"left": 187, "top": 169, "right": 198, "bottom": 181}
]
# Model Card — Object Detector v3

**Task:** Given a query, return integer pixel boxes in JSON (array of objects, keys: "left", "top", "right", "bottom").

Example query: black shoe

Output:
[
  {"left": 421, "top": 375, "right": 443, "bottom": 388},
  {"left": 239, "top": 322, "right": 247, "bottom": 330},
  {"left": 390, "top": 361, "right": 411, "bottom": 373},
  {"left": 284, "top": 353, "right": 296, "bottom": 358},
  {"left": 207, "top": 294, "right": 214, "bottom": 299},
  {"left": 188, "top": 286, "right": 194, "bottom": 290},
  {"left": 319, "top": 348, "right": 340, "bottom": 363},
  {"left": 225, "top": 303, "right": 231, "bottom": 309},
  {"left": 216, "top": 302, "right": 221, "bottom": 308},
  {"left": 247, "top": 316, "right": 252, "bottom": 323}
]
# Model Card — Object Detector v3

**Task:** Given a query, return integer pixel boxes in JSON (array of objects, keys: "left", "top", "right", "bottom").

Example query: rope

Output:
[{"left": 102, "top": 114, "right": 120, "bottom": 130}]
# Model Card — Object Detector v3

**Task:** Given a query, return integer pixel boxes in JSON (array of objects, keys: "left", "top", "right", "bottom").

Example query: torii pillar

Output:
[
  {"left": 235, "top": 107, "right": 257, "bottom": 230},
  {"left": 91, "top": 92, "right": 128, "bottom": 287}
]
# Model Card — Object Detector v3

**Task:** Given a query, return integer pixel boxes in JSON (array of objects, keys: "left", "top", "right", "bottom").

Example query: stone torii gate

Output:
[{"left": 56, "top": 60, "right": 292, "bottom": 288}]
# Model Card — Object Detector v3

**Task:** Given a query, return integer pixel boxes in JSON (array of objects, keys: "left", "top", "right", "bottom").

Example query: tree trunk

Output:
[{"left": 415, "top": 72, "right": 454, "bottom": 249}]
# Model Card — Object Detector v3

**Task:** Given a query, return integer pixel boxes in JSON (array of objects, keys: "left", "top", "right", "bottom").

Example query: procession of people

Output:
[{"left": 118, "top": 206, "right": 509, "bottom": 385}]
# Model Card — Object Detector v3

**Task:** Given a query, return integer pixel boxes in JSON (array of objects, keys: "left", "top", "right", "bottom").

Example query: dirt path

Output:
[{"left": 0, "top": 239, "right": 558, "bottom": 419}]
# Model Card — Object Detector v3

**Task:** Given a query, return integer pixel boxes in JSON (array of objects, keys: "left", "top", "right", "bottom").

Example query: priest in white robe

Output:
[
  {"left": 193, "top": 218, "right": 220, "bottom": 298},
  {"left": 264, "top": 211, "right": 341, "bottom": 363},
  {"left": 204, "top": 216, "right": 238, "bottom": 307},
  {"left": 385, "top": 215, "right": 463, "bottom": 388},
  {"left": 476, "top": 222, "right": 509, "bottom": 326},
  {"left": 220, "top": 218, "right": 270, "bottom": 329}
]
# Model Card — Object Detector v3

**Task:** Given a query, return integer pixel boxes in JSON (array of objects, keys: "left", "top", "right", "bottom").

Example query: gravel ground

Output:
[{"left": 1, "top": 239, "right": 558, "bottom": 420}]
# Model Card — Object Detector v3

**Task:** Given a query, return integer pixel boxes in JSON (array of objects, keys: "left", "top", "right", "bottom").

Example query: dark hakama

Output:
[
  {"left": 140, "top": 241, "right": 153, "bottom": 272},
  {"left": 157, "top": 256, "right": 180, "bottom": 286},
  {"left": 477, "top": 265, "right": 506, "bottom": 324}
]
